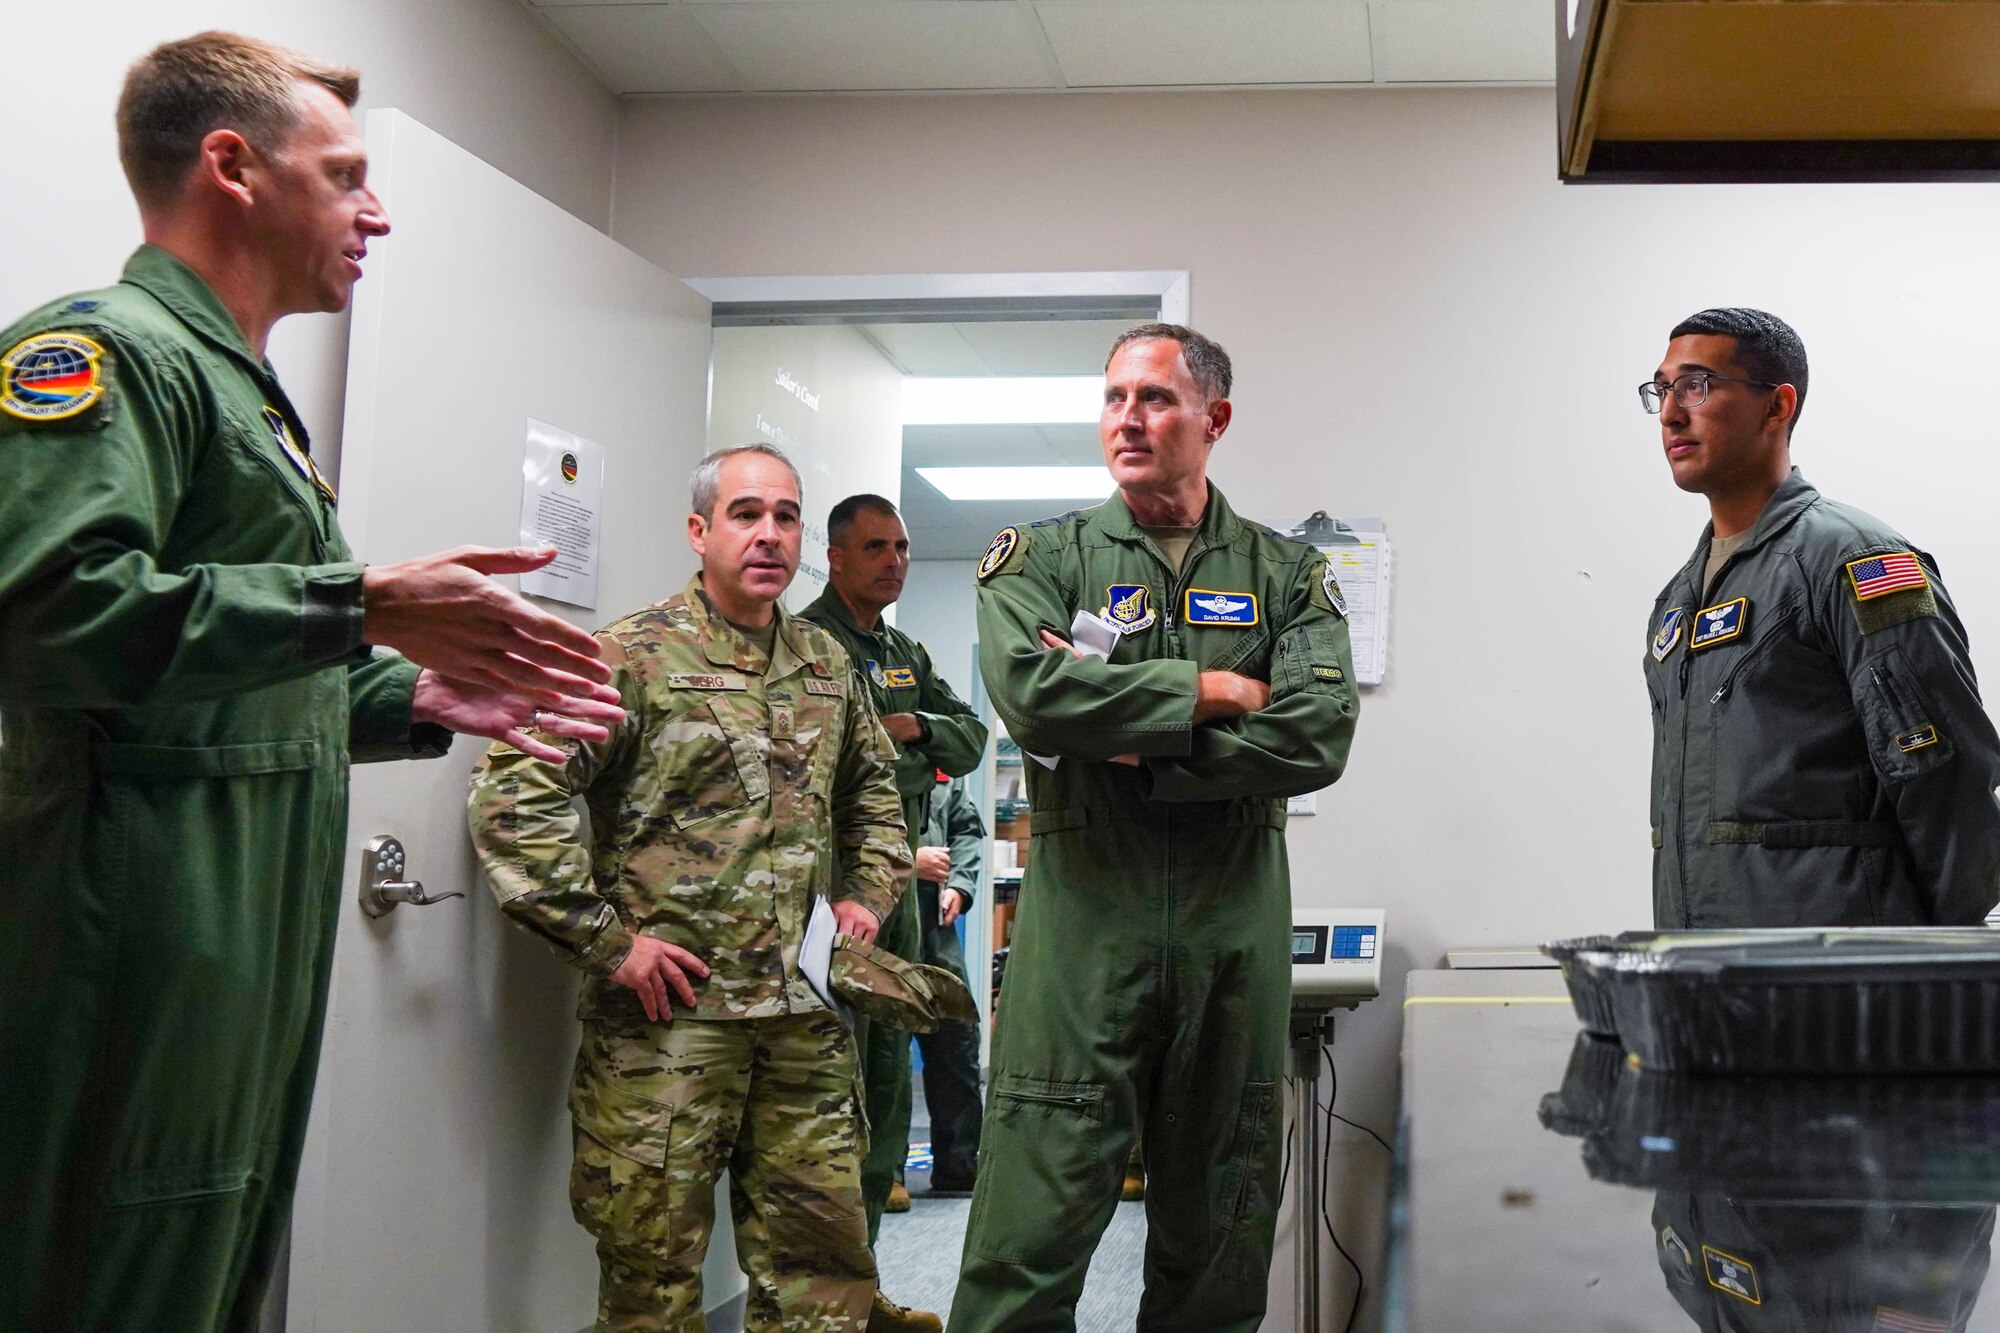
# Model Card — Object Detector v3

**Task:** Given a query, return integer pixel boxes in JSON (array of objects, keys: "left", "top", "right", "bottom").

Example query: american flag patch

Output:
[
  {"left": 1874, "top": 1307, "right": 1952, "bottom": 1332},
  {"left": 1847, "top": 552, "right": 1928, "bottom": 601}
]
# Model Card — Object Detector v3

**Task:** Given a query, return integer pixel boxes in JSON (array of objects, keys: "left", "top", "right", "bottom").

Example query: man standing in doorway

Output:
[
  {"left": 1642, "top": 307, "right": 2000, "bottom": 929},
  {"left": 951, "top": 324, "right": 1359, "bottom": 1332},
  {"left": 469, "top": 444, "right": 912, "bottom": 1332},
  {"left": 802, "top": 494, "right": 988, "bottom": 1333},
  {"left": 0, "top": 33, "right": 625, "bottom": 1331},
  {"left": 912, "top": 774, "right": 988, "bottom": 1198}
]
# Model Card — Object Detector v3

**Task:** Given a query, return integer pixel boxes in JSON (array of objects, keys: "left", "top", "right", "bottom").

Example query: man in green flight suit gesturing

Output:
[
  {"left": 950, "top": 324, "right": 1360, "bottom": 1332},
  {"left": 802, "top": 494, "right": 987, "bottom": 1333},
  {"left": 0, "top": 33, "right": 624, "bottom": 1332}
]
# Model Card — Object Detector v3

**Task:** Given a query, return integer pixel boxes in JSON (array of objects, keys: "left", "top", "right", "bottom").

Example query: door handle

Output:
[{"left": 359, "top": 834, "right": 466, "bottom": 918}]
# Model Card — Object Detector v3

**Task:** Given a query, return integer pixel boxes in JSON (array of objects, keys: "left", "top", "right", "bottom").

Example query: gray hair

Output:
[
  {"left": 1105, "top": 322, "right": 1233, "bottom": 401},
  {"left": 691, "top": 443, "right": 802, "bottom": 519}
]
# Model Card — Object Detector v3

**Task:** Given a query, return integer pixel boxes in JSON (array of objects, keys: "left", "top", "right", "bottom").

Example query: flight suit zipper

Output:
[{"left": 1675, "top": 619, "right": 1694, "bottom": 928}]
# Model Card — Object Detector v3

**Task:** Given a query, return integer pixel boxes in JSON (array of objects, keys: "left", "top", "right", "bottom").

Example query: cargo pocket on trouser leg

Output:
[
  {"left": 1216, "top": 1082, "right": 1281, "bottom": 1283},
  {"left": 570, "top": 1074, "right": 715, "bottom": 1332},
  {"left": 968, "top": 1075, "right": 1112, "bottom": 1265}
]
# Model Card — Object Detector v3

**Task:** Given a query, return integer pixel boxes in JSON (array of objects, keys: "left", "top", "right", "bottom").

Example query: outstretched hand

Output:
[
  {"left": 363, "top": 546, "right": 616, "bottom": 703},
  {"left": 411, "top": 669, "right": 624, "bottom": 763}
]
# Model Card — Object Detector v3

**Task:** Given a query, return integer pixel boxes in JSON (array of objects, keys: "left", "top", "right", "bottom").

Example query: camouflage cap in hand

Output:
[{"left": 829, "top": 934, "right": 979, "bottom": 1033}]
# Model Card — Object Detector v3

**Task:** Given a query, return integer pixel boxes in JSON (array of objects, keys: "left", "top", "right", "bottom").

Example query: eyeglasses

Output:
[{"left": 1638, "top": 371, "right": 1779, "bottom": 414}]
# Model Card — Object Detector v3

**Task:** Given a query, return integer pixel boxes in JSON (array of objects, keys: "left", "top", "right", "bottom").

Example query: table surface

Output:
[{"left": 1393, "top": 968, "right": 2000, "bottom": 1332}]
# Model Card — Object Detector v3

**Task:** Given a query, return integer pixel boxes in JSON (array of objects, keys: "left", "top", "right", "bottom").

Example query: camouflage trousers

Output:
[{"left": 569, "top": 1010, "right": 875, "bottom": 1332}]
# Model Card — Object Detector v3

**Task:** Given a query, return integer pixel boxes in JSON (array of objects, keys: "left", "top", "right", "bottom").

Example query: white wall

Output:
[
  {"left": 708, "top": 324, "right": 905, "bottom": 610},
  {"left": 5, "top": 0, "right": 618, "bottom": 482},
  {"left": 899, "top": 560, "right": 981, "bottom": 693},
  {"left": 613, "top": 86, "right": 2000, "bottom": 1326}
]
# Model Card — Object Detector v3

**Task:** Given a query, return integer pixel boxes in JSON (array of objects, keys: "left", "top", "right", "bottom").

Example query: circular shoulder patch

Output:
[
  {"left": 977, "top": 526, "right": 1023, "bottom": 582},
  {"left": 1314, "top": 557, "right": 1348, "bottom": 617},
  {"left": 1, "top": 331, "right": 107, "bottom": 422}
]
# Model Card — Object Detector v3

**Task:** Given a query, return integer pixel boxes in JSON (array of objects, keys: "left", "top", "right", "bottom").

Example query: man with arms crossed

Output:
[
  {"left": 0, "top": 33, "right": 623, "bottom": 1331},
  {"left": 951, "top": 323, "right": 1359, "bottom": 1332},
  {"left": 802, "top": 493, "right": 986, "bottom": 1333},
  {"left": 469, "top": 445, "right": 912, "bottom": 1332},
  {"left": 1641, "top": 307, "right": 2000, "bottom": 929}
]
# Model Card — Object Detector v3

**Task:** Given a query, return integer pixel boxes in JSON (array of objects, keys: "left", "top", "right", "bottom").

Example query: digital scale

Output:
[
  {"left": 1290, "top": 908, "right": 1385, "bottom": 999},
  {"left": 1288, "top": 908, "right": 1385, "bottom": 1333}
]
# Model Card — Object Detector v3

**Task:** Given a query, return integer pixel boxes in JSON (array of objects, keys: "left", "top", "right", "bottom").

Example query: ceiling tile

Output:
[
  {"left": 902, "top": 424, "right": 1071, "bottom": 470},
  {"left": 688, "top": 2, "right": 1059, "bottom": 91},
  {"left": 1375, "top": 0, "right": 1555, "bottom": 82},
  {"left": 539, "top": 5, "right": 743, "bottom": 92},
  {"left": 1035, "top": 1, "right": 1373, "bottom": 87}
]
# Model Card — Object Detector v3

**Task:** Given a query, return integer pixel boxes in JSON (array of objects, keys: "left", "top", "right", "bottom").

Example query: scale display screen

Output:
[{"left": 1292, "top": 925, "right": 1328, "bottom": 964}]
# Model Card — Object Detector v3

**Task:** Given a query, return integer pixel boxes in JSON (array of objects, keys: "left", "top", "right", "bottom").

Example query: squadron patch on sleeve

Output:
[
  {"left": 1, "top": 332, "right": 108, "bottom": 423},
  {"left": 1311, "top": 558, "right": 1348, "bottom": 618},
  {"left": 976, "top": 526, "right": 1025, "bottom": 582}
]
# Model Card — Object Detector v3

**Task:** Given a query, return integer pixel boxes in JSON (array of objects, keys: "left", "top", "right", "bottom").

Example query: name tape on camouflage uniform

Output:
[
  {"left": 1, "top": 332, "right": 107, "bottom": 422},
  {"left": 1847, "top": 551, "right": 1928, "bottom": 602},
  {"left": 803, "top": 677, "right": 845, "bottom": 696},
  {"left": 1184, "top": 588, "right": 1259, "bottom": 627},
  {"left": 667, "top": 672, "right": 749, "bottom": 690},
  {"left": 1652, "top": 607, "right": 1687, "bottom": 662},
  {"left": 976, "top": 526, "right": 1021, "bottom": 582},
  {"left": 1105, "top": 584, "right": 1156, "bottom": 632},
  {"left": 1690, "top": 598, "right": 1748, "bottom": 651}
]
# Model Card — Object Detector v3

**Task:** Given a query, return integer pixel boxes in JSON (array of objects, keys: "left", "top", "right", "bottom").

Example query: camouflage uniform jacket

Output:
[{"left": 468, "top": 575, "right": 912, "bottom": 1022}]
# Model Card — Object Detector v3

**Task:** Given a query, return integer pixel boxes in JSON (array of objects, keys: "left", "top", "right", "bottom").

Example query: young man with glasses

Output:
[{"left": 1641, "top": 307, "right": 2000, "bottom": 929}]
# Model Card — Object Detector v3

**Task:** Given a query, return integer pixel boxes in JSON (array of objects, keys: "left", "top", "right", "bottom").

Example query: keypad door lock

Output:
[{"left": 359, "top": 834, "right": 466, "bottom": 918}]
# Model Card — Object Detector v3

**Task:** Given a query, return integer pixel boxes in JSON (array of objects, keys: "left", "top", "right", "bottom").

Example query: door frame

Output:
[{"left": 687, "top": 268, "right": 1189, "bottom": 1069}]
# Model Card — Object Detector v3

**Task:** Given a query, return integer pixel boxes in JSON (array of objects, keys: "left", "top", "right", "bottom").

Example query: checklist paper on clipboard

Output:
[{"left": 1278, "top": 513, "right": 1391, "bottom": 687}]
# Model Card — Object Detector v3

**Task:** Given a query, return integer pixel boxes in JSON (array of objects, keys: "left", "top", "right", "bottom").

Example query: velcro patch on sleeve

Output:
[
  {"left": 1, "top": 331, "right": 112, "bottom": 428},
  {"left": 1846, "top": 551, "right": 1940, "bottom": 635},
  {"left": 976, "top": 526, "right": 1027, "bottom": 582}
]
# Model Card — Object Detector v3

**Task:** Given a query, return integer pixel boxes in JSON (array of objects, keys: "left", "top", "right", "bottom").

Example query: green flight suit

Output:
[
  {"left": 1646, "top": 470, "right": 2000, "bottom": 929},
  {"left": 0, "top": 246, "right": 450, "bottom": 1332},
  {"left": 915, "top": 778, "right": 986, "bottom": 1188},
  {"left": 952, "top": 486, "right": 1358, "bottom": 1333},
  {"left": 798, "top": 588, "right": 987, "bottom": 1239}
]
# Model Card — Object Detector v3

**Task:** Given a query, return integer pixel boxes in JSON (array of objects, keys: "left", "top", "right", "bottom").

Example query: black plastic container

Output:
[{"left": 1544, "top": 929, "right": 2000, "bottom": 1074}]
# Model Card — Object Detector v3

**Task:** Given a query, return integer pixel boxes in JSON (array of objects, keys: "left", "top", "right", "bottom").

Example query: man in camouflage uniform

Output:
[{"left": 468, "top": 444, "right": 912, "bottom": 1333}]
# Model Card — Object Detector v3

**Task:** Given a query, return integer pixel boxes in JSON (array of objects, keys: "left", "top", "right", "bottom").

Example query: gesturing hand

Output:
[
  {"left": 411, "top": 670, "right": 625, "bottom": 764},
  {"left": 363, "top": 546, "right": 618, "bottom": 703},
  {"left": 609, "top": 935, "right": 710, "bottom": 1022},
  {"left": 832, "top": 899, "right": 881, "bottom": 944},
  {"left": 940, "top": 888, "right": 966, "bottom": 927}
]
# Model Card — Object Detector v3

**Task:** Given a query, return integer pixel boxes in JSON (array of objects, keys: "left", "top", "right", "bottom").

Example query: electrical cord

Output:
[{"left": 1317, "top": 1047, "right": 1393, "bottom": 1333}]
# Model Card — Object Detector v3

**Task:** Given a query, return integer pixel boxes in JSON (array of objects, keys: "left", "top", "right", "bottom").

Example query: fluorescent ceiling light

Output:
[
  {"left": 916, "top": 466, "right": 1114, "bottom": 502},
  {"left": 901, "top": 376, "right": 1101, "bottom": 426}
]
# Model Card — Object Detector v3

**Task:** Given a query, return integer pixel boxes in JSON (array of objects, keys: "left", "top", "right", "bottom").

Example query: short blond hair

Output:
[{"left": 117, "top": 31, "right": 361, "bottom": 209}]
